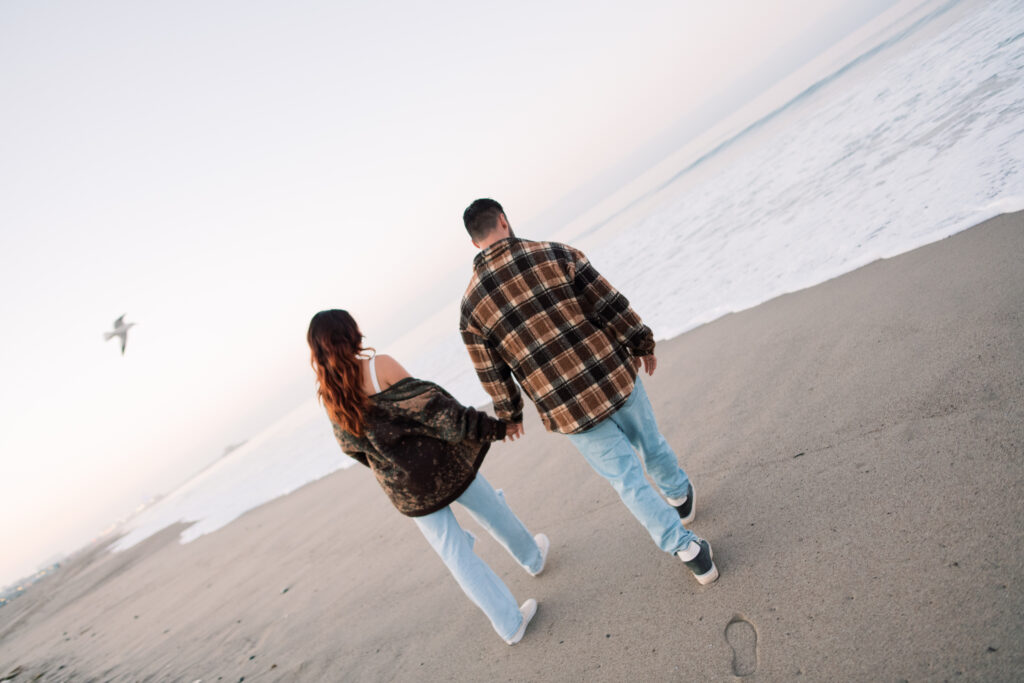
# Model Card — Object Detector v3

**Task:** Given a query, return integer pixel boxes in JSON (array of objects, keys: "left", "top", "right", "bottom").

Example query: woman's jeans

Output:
[
  {"left": 567, "top": 378, "right": 696, "bottom": 555},
  {"left": 413, "top": 473, "right": 542, "bottom": 641}
]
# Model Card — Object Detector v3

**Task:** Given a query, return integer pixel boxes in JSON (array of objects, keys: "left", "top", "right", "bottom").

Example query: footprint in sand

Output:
[{"left": 725, "top": 615, "right": 757, "bottom": 677}]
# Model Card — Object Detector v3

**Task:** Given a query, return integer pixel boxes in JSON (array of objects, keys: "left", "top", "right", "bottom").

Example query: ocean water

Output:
[
  {"left": 112, "top": 0, "right": 1024, "bottom": 552},
  {"left": 110, "top": 398, "right": 343, "bottom": 551}
]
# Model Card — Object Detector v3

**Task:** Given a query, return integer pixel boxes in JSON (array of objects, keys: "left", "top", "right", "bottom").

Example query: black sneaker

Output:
[
  {"left": 670, "top": 483, "right": 695, "bottom": 525},
  {"left": 678, "top": 539, "right": 719, "bottom": 585}
]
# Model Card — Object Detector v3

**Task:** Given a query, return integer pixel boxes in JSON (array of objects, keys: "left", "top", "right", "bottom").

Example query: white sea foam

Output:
[
  {"left": 110, "top": 397, "right": 351, "bottom": 551},
  {"left": 591, "top": 0, "right": 1024, "bottom": 343},
  {"left": 112, "top": 0, "right": 1024, "bottom": 551},
  {"left": 416, "top": 0, "right": 1024, "bottom": 407}
]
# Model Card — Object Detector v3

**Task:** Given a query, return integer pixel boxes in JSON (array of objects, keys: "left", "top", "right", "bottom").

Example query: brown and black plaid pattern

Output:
[{"left": 460, "top": 237, "right": 655, "bottom": 434}]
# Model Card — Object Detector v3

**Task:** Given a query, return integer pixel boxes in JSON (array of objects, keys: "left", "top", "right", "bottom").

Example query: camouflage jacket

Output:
[{"left": 330, "top": 378, "right": 507, "bottom": 516}]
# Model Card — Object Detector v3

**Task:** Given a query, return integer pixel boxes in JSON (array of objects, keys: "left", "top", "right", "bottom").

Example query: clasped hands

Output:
[{"left": 503, "top": 422, "right": 525, "bottom": 442}]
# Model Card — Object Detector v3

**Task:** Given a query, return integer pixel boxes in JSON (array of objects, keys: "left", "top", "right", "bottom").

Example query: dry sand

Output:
[{"left": 2, "top": 212, "right": 1022, "bottom": 682}]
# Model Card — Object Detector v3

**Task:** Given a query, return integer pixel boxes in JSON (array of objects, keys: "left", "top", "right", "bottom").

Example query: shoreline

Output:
[
  {"left": 66, "top": 199, "right": 1024, "bottom": 565},
  {"left": 2, "top": 211, "right": 1022, "bottom": 681}
]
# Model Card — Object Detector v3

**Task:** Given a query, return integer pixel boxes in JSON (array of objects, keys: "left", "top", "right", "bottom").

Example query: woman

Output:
[{"left": 307, "top": 309, "right": 548, "bottom": 645}]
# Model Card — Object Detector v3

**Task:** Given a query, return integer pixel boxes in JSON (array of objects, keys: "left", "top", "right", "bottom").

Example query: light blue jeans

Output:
[
  {"left": 413, "top": 473, "right": 542, "bottom": 641},
  {"left": 567, "top": 378, "right": 696, "bottom": 555}
]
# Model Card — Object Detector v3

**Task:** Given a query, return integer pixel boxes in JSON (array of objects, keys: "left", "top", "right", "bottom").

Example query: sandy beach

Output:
[{"left": 2, "top": 211, "right": 1022, "bottom": 682}]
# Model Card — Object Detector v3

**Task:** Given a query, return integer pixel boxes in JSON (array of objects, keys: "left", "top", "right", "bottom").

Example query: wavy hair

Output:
[{"left": 307, "top": 309, "right": 374, "bottom": 436}]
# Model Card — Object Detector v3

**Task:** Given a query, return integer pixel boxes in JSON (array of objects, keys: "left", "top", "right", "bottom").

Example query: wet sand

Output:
[{"left": 1, "top": 212, "right": 1022, "bottom": 681}]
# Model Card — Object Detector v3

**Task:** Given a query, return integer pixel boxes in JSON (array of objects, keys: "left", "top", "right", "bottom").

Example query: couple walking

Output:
[{"left": 307, "top": 199, "right": 718, "bottom": 646}]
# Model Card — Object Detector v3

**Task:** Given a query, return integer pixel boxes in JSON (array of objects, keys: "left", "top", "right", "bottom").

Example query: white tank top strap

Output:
[{"left": 368, "top": 355, "right": 382, "bottom": 393}]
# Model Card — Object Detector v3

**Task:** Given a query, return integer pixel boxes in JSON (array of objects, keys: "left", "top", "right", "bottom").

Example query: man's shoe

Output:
[
  {"left": 504, "top": 599, "right": 538, "bottom": 645},
  {"left": 667, "top": 483, "right": 695, "bottom": 525},
  {"left": 527, "top": 533, "right": 550, "bottom": 577},
  {"left": 677, "top": 538, "right": 719, "bottom": 585}
]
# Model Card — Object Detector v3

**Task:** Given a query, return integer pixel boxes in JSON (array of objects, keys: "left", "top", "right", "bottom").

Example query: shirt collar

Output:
[{"left": 473, "top": 236, "right": 516, "bottom": 269}]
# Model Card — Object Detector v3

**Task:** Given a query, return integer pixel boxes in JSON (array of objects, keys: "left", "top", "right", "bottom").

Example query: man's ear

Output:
[{"left": 472, "top": 238, "right": 480, "bottom": 248}]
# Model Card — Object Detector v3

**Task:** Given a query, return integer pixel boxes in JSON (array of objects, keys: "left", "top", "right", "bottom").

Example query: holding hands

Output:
[{"left": 504, "top": 422, "right": 525, "bottom": 442}]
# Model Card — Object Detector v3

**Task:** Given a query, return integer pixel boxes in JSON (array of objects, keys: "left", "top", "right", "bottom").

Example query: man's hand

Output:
[
  {"left": 634, "top": 354, "right": 658, "bottom": 376},
  {"left": 504, "top": 422, "right": 525, "bottom": 442}
]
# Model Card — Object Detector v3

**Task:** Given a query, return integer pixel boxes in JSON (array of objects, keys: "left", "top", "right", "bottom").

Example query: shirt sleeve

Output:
[
  {"left": 460, "top": 326, "right": 525, "bottom": 424},
  {"left": 568, "top": 247, "right": 655, "bottom": 356},
  {"left": 331, "top": 421, "right": 370, "bottom": 468},
  {"left": 419, "top": 386, "right": 508, "bottom": 443}
]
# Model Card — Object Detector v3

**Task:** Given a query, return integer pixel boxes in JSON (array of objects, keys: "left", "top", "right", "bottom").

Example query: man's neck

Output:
[
  {"left": 476, "top": 231, "right": 509, "bottom": 250},
  {"left": 474, "top": 214, "right": 515, "bottom": 250}
]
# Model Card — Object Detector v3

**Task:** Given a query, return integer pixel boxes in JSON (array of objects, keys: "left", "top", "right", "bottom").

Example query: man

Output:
[{"left": 459, "top": 198, "right": 718, "bottom": 585}]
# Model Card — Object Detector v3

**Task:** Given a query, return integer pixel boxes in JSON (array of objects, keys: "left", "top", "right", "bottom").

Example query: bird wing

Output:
[
  {"left": 119, "top": 331, "right": 128, "bottom": 354},
  {"left": 113, "top": 314, "right": 125, "bottom": 327}
]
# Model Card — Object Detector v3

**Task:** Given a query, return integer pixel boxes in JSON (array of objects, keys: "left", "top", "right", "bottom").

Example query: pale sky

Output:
[{"left": 0, "top": 0, "right": 899, "bottom": 586}]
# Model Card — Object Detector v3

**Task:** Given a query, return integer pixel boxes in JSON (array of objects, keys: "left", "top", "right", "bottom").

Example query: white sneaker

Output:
[
  {"left": 527, "top": 533, "right": 550, "bottom": 577},
  {"left": 504, "top": 599, "right": 538, "bottom": 645}
]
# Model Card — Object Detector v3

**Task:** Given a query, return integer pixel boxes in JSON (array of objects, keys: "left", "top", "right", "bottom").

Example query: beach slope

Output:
[{"left": 2, "top": 212, "right": 1022, "bottom": 681}]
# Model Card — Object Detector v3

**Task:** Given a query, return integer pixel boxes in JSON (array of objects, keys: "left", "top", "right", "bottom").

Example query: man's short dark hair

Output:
[{"left": 463, "top": 198, "right": 505, "bottom": 241}]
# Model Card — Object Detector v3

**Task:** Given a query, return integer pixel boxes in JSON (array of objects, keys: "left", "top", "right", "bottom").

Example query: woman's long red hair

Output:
[{"left": 307, "top": 309, "right": 374, "bottom": 436}]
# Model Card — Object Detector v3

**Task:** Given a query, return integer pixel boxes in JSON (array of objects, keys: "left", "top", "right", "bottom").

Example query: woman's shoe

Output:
[
  {"left": 527, "top": 534, "right": 550, "bottom": 576},
  {"left": 504, "top": 599, "right": 538, "bottom": 645}
]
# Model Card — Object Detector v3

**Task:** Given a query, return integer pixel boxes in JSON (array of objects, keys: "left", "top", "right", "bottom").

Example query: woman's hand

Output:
[{"left": 504, "top": 422, "right": 525, "bottom": 442}]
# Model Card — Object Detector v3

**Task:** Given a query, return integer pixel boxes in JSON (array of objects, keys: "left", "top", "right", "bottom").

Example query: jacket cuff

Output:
[{"left": 628, "top": 327, "right": 656, "bottom": 356}]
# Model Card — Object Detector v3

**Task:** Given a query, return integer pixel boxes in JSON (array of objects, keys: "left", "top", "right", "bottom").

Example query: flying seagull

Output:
[{"left": 104, "top": 314, "right": 136, "bottom": 355}]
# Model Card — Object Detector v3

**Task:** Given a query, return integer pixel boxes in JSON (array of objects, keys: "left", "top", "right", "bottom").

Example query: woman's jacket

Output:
[{"left": 331, "top": 378, "right": 507, "bottom": 516}]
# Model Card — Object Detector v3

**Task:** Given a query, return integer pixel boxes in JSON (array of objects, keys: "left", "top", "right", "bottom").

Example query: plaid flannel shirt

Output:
[{"left": 460, "top": 237, "right": 655, "bottom": 434}]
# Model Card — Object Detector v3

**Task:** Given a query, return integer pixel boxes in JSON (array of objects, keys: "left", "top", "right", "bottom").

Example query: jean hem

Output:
[
  {"left": 662, "top": 483, "right": 690, "bottom": 501},
  {"left": 521, "top": 559, "right": 541, "bottom": 574},
  {"left": 500, "top": 615, "right": 524, "bottom": 642}
]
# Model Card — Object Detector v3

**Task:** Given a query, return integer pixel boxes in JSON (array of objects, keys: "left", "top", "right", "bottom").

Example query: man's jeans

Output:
[
  {"left": 413, "top": 473, "right": 542, "bottom": 641},
  {"left": 567, "top": 378, "right": 696, "bottom": 555}
]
